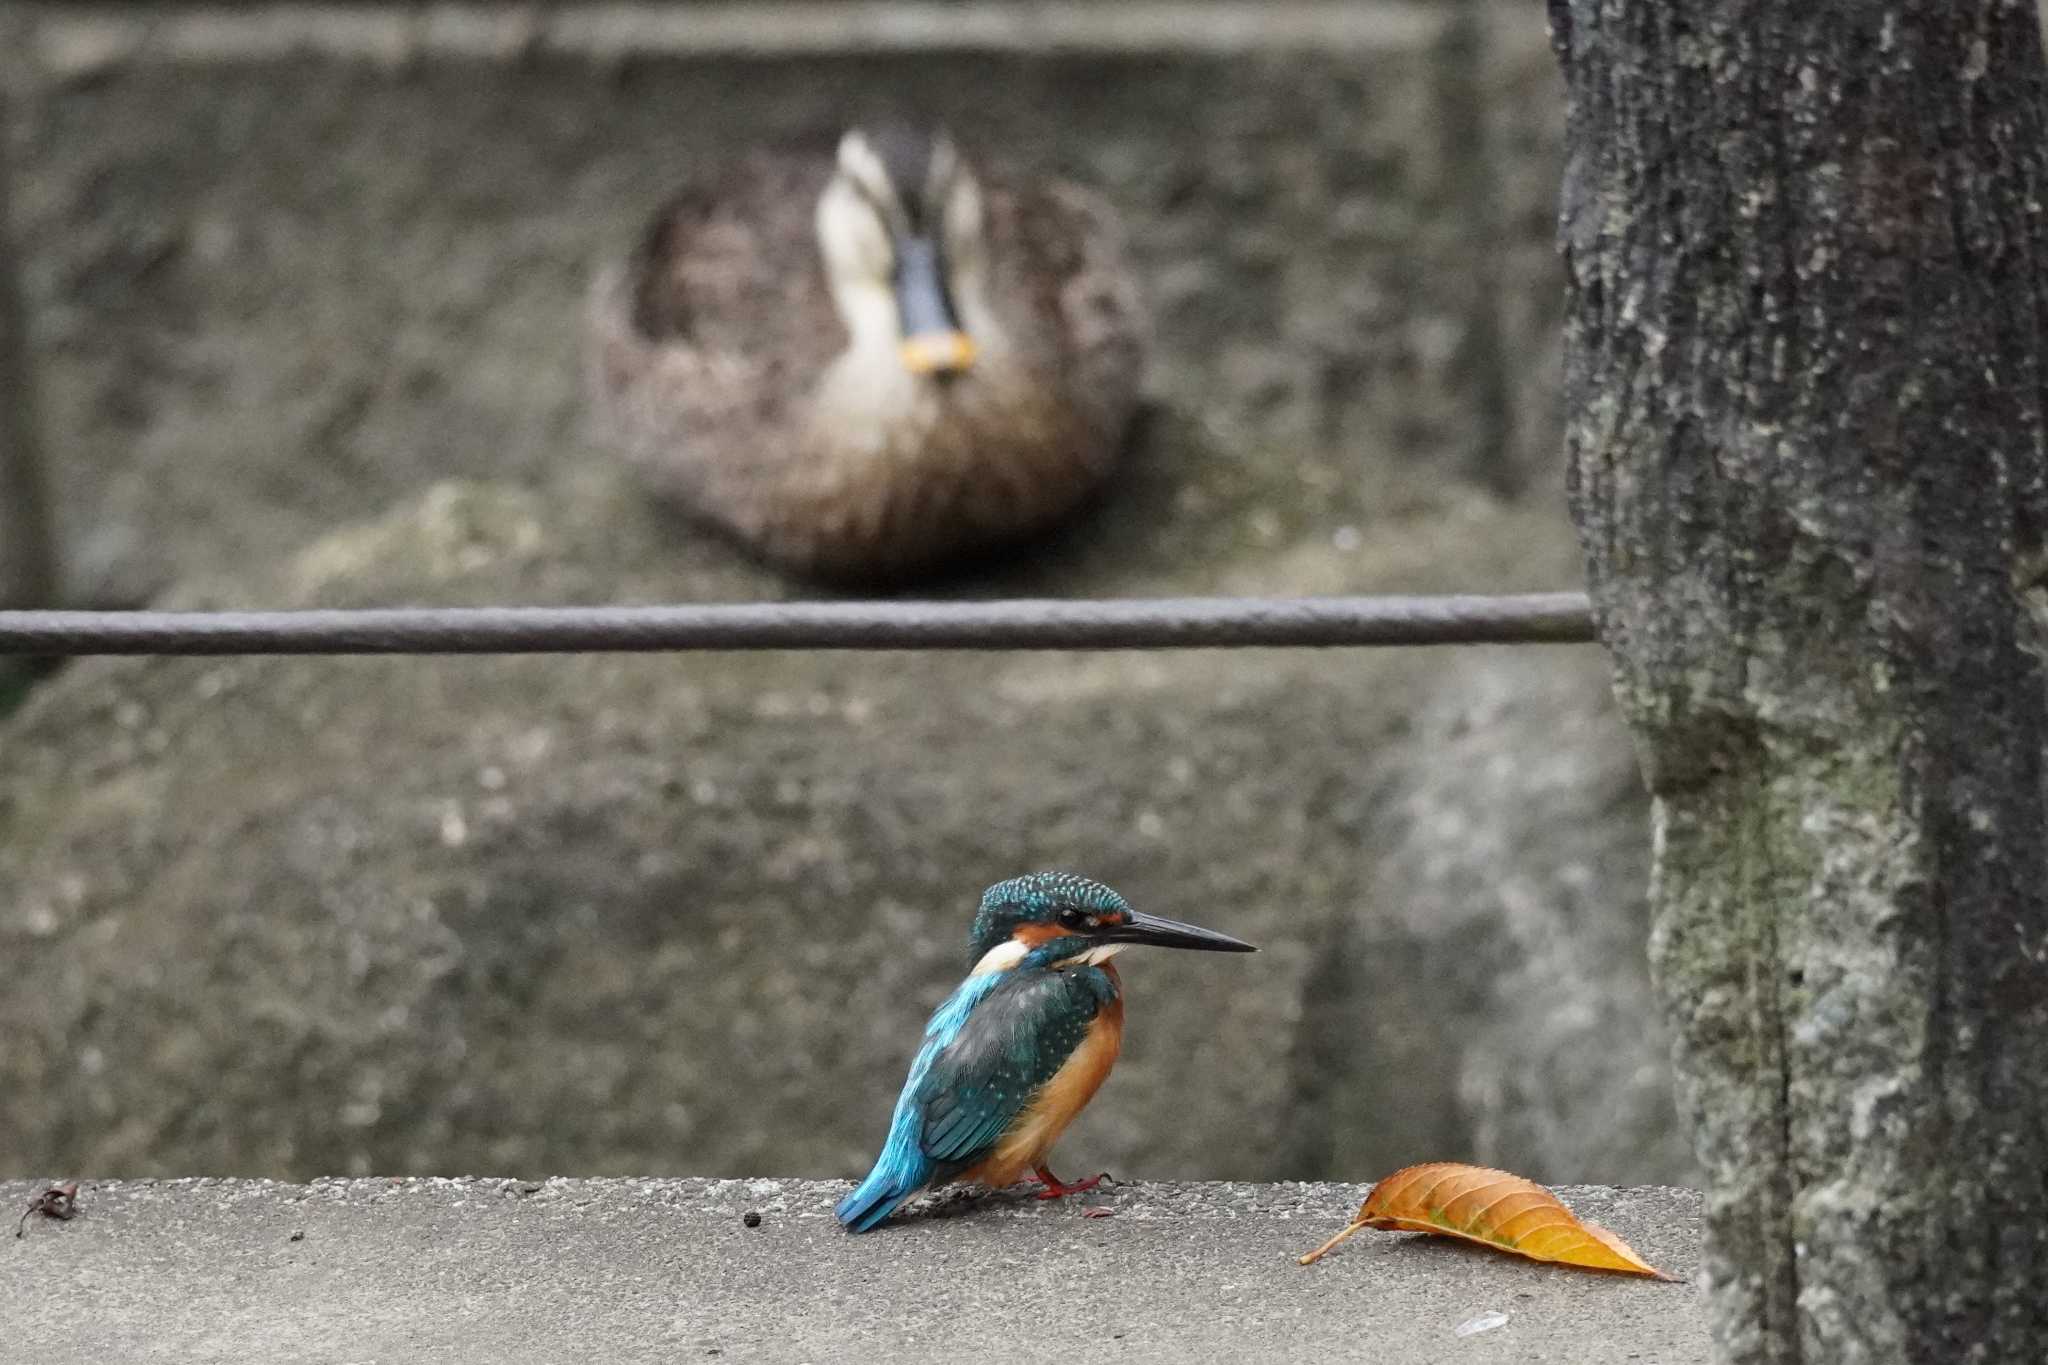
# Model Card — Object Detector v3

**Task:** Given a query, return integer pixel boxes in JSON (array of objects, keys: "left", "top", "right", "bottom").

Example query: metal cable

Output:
[{"left": 0, "top": 594, "right": 1595, "bottom": 656}]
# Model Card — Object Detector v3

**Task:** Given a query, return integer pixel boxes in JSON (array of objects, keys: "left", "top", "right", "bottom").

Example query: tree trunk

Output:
[
  {"left": 1549, "top": 2, "right": 2048, "bottom": 1362},
  {"left": 0, "top": 12, "right": 58, "bottom": 610}
]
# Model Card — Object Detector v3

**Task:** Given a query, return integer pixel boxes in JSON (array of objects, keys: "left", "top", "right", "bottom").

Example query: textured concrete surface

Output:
[{"left": 1, "top": 1178, "right": 1707, "bottom": 1363}]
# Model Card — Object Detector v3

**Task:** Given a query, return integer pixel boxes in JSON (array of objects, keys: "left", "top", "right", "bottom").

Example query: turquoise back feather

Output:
[{"left": 836, "top": 956, "right": 1117, "bottom": 1232}]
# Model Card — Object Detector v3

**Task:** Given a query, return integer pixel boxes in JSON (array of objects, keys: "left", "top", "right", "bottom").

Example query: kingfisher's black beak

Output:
[
  {"left": 893, "top": 235, "right": 975, "bottom": 375},
  {"left": 1100, "top": 909, "right": 1256, "bottom": 953}
]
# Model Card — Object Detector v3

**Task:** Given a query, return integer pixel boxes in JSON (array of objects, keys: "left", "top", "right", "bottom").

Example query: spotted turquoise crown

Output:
[{"left": 968, "top": 872, "right": 1130, "bottom": 961}]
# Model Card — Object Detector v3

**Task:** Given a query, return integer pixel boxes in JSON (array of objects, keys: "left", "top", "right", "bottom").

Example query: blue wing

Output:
[
  {"left": 915, "top": 969, "right": 1107, "bottom": 1163},
  {"left": 836, "top": 971, "right": 1007, "bottom": 1232},
  {"left": 836, "top": 966, "right": 1112, "bottom": 1232}
]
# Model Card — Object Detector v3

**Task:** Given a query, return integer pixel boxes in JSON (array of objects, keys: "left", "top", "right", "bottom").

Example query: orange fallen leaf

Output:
[{"left": 1297, "top": 1162, "right": 1673, "bottom": 1279}]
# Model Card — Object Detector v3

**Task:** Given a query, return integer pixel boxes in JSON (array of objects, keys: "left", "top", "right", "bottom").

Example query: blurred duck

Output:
[{"left": 587, "top": 126, "right": 1147, "bottom": 582}]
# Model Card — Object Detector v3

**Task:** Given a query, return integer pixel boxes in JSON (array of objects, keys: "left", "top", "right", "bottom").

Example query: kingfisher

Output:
[{"left": 836, "top": 872, "right": 1256, "bottom": 1232}]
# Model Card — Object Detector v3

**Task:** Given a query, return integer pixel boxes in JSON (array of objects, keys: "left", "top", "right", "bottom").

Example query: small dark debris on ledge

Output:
[{"left": 16, "top": 1183, "right": 79, "bottom": 1238}]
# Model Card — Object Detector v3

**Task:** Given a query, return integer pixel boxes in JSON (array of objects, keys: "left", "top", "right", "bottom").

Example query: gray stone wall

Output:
[{"left": 0, "top": 3, "right": 1691, "bottom": 1184}]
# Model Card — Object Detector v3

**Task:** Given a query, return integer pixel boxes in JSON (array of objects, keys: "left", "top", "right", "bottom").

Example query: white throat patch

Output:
[
  {"left": 968, "top": 939, "right": 1126, "bottom": 976},
  {"left": 969, "top": 939, "right": 1031, "bottom": 976}
]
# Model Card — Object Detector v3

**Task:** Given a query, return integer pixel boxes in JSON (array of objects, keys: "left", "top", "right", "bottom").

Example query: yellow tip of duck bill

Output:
[{"left": 900, "top": 330, "right": 977, "bottom": 375}]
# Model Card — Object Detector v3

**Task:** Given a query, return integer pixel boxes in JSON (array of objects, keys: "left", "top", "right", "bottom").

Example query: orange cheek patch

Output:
[{"left": 1012, "top": 923, "right": 1076, "bottom": 948}]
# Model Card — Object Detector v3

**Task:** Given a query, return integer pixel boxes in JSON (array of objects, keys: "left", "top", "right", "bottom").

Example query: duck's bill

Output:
[
  {"left": 900, "top": 330, "right": 977, "bottom": 374},
  {"left": 894, "top": 234, "right": 975, "bottom": 375},
  {"left": 1101, "top": 909, "right": 1257, "bottom": 953}
]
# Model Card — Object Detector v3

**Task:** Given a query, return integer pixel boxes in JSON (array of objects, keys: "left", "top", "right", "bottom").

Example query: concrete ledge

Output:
[{"left": 5, "top": 1178, "right": 1706, "bottom": 1362}]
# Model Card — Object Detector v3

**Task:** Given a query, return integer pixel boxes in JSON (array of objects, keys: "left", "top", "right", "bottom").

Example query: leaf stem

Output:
[{"left": 1297, "top": 1217, "right": 1368, "bottom": 1265}]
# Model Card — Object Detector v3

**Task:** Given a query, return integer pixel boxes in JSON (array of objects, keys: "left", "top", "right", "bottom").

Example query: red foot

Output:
[{"left": 1031, "top": 1165, "right": 1110, "bottom": 1201}]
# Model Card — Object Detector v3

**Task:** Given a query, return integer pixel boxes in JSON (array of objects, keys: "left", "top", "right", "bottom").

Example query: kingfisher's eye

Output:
[{"left": 1058, "top": 907, "right": 1091, "bottom": 930}]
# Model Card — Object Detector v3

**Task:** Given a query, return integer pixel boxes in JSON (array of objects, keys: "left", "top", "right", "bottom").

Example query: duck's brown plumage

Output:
[{"left": 586, "top": 142, "right": 1146, "bottom": 582}]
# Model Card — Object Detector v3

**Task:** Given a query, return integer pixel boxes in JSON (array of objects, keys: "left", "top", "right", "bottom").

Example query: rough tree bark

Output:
[{"left": 1550, "top": 2, "right": 2048, "bottom": 1362}]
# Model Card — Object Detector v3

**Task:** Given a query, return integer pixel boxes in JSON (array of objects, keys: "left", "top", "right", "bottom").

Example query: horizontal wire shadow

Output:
[{"left": 0, "top": 594, "right": 1596, "bottom": 656}]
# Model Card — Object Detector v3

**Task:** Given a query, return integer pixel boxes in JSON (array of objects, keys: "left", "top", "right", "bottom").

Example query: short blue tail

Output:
[
  {"left": 836, "top": 1167, "right": 920, "bottom": 1233},
  {"left": 839, "top": 970, "right": 1004, "bottom": 1232}
]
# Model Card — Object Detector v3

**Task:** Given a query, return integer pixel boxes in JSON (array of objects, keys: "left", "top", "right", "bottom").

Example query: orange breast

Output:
[{"left": 959, "top": 965, "right": 1125, "bottom": 1189}]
